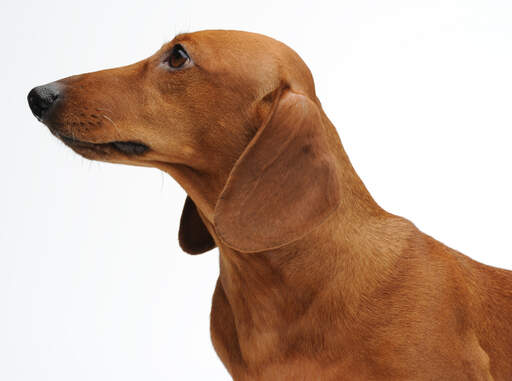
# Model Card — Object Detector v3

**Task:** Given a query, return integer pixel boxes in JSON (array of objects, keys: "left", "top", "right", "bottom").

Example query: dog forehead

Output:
[
  {"left": 179, "top": 29, "right": 286, "bottom": 54},
  {"left": 183, "top": 30, "right": 281, "bottom": 71},
  {"left": 175, "top": 30, "right": 316, "bottom": 97}
]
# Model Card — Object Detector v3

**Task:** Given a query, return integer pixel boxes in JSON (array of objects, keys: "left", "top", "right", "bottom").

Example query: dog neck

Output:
[{"left": 214, "top": 190, "right": 415, "bottom": 369}]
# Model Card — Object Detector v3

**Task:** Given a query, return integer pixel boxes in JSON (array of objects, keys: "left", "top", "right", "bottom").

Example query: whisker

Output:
[
  {"left": 102, "top": 114, "right": 121, "bottom": 139},
  {"left": 68, "top": 112, "right": 80, "bottom": 140},
  {"left": 95, "top": 107, "right": 113, "bottom": 113}
]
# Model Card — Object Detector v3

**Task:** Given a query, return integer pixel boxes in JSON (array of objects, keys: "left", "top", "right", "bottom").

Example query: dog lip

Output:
[
  {"left": 57, "top": 133, "right": 149, "bottom": 155},
  {"left": 111, "top": 141, "right": 150, "bottom": 155}
]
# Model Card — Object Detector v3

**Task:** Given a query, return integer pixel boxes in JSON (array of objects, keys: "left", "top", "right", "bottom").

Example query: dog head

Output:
[{"left": 28, "top": 30, "right": 341, "bottom": 254}]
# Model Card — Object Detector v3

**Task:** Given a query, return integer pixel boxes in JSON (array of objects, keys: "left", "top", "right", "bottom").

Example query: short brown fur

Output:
[{"left": 30, "top": 30, "right": 512, "bottom": 380}]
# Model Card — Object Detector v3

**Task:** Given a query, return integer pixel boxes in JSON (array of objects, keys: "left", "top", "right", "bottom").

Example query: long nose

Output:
[{"left": 27, "top": 84, "right": 60, "bottom": 121}]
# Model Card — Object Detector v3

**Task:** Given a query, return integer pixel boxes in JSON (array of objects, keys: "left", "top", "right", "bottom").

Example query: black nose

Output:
[{"left": 27, "top": 84, "right": 60, "bottom": 121}]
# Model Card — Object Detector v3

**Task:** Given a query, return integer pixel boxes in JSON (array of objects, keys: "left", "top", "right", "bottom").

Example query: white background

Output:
[{"left": 2, "top": 1, "right": 512, "bottom": 380}]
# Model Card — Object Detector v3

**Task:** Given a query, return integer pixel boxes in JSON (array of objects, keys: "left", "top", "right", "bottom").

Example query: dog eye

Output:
[{"left": 168, "top": 44, "right": 190, "bottom": 69}]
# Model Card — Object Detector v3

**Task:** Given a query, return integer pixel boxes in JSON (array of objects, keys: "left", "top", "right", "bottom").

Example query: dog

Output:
[{"left": 28, "top": 30, "right": 512, "bottom": 380}]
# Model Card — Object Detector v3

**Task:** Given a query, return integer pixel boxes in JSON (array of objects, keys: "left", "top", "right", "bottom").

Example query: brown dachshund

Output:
[{"left": 28, "top": 30, "right": 512, "bottom": 380}]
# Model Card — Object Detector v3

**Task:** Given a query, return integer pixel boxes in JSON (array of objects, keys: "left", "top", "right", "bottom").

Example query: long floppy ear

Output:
[
  {"left": 179, "top": 196, "right": 216, "bottom": 254},
  {"left": 214, "top": 91, "right": 341, "bottom": 253}
]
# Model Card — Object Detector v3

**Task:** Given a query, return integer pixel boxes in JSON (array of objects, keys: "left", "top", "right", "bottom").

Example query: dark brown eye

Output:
[{"left": 168, "top": 44, "right": 190, "bottom": 69}]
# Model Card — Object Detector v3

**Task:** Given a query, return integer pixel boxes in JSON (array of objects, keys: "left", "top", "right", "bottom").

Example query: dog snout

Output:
[{"left": 27, "top": 83, "right": 60, "bottom": 121}]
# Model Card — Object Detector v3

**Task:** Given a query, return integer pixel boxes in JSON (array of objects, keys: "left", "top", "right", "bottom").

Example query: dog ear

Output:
[
  {"left": 179, "top": 196, "right": 216, "bottom": 254},
  {"left": 214, "top": 91, "right": 341, "bottom": 253}
]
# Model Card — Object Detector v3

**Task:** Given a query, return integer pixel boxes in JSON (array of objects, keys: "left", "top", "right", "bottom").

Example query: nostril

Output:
[
  {"left": 27, "top": 88, "right": 43, "bottom": 120},
  {"left": 27, "top": 84, "right": 60, "bottom": 121}
]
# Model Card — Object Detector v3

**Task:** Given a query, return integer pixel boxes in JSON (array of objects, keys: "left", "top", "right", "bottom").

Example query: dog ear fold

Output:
[
  {"left": 214, "top": 91, "right": 341, "bottom": 253},
  {"left": 179, "top": 196, "right": 216, "bottom": 254}
]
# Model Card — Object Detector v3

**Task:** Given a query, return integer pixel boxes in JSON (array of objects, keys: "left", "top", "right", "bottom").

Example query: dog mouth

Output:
[{"left": 56, "top": 133, "right": 149, "bottom": 156}]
